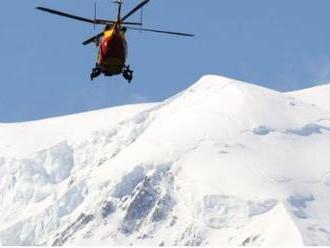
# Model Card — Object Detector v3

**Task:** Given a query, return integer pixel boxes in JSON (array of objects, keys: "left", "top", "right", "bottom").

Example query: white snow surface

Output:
[{"left": 1, "top": 75, "right": 330, "bottom": 246}]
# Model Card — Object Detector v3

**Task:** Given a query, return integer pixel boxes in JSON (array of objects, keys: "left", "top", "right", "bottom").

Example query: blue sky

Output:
[{"left": 1, "top": 0, "right": 330, "bottom": 122}]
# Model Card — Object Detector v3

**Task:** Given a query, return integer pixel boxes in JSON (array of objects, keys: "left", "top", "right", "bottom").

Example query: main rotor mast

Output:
[{"left": 113, "top": 0, "right": 123, "bottom": 23}]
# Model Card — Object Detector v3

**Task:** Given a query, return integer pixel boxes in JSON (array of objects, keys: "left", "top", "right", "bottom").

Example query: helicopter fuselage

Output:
[{"left": 98, "top": 27, "right": 127, "bottom": 76}]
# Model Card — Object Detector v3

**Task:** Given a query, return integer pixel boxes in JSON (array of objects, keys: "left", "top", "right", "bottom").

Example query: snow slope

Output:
[
  {"left": 1, "top": 75, "right": 330, "bottom": 245},
  {"left": 286, "top": 83, "right": 330, "bottom": 112}
]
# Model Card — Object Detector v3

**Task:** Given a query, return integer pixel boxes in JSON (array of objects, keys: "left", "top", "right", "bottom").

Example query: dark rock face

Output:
[
  {"left": 152, "top": 194, "right": 176, "bottom": 222},
  {"left": 102, "top": 201, "right": 116, "bottom": 218},
  {"left": 52, "top": 213, "right": 95, "bottom": 246},
  {"left": 120, "top": 165, "right": 175, "bottom": 235}
]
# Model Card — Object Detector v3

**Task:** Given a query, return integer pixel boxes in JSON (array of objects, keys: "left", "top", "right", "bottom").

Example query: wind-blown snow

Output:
[{"left": 1, "top": 75, "right": 330, "bottom": 245}]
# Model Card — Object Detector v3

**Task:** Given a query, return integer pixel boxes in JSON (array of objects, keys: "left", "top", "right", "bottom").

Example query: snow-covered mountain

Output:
[{"left": 1, "top": 75, "right": 330, "bottom": 246}]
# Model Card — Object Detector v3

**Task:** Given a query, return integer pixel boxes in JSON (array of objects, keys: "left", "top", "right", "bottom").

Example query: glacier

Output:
[{"left": 1, "top": 75, "right": 330, "bottom": 245}]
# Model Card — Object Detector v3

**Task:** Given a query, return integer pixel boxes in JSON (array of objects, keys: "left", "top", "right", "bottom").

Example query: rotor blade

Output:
[
  {"left": 36, "top": 6, "right": 145, "bottom": 26},
  {"left": 121, "top": 0, "right": 150, "bottom": 22},
  {"left": 126, "top": 27, "right": 194, "bottom": 37},
  {"left": 121, "top": 21, "right": 143, "bottom": 26},
  {"left": 95, "top": 19, "right": 142, "bottom": 26},
  {"left": 82, "top": 32, "right": 104, "bottom": 46},
  {"left": 36, "top": 7, "right": 96, "bottom": 24}
]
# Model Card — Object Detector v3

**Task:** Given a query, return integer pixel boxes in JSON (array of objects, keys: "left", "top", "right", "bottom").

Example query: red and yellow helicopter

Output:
[{"left": 36, "top": 0, "right": 194, "bottom": 83}]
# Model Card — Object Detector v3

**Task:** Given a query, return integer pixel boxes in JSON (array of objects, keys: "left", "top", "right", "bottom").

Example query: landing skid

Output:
[
  {"left": 90, "top": 64, "right": 102, "bottom": 81},
  {"left": 122, "top": 65, "right": 133, "bottom": 83},
  {"left": 90, "top": 64, "right": 134, "bottom": 83}
]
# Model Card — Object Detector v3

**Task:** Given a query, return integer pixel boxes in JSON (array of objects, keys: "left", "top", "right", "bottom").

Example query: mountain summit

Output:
[{"left": 1, "top": 75, "right": 330, "bottom": 245}]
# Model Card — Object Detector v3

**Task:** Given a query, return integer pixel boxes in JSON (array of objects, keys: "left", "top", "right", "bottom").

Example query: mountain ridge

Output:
[{"left": 1, "top": 75, "right": 330, "bottom": 245}]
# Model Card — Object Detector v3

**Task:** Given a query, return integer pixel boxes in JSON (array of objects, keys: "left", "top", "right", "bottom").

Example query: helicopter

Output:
[{"left": 36, "top": 0, "right": 194, "bottom": 83}]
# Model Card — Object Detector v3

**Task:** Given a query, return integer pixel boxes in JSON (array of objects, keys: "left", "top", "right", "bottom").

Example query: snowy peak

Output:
[{"left": 1, "top": 75, "right": 330, "bottom": 245}]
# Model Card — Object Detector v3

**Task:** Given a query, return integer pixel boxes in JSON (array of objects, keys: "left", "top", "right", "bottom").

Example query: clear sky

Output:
[{"left": 1, "top": 0, "right": 330, "bottom": 122}]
